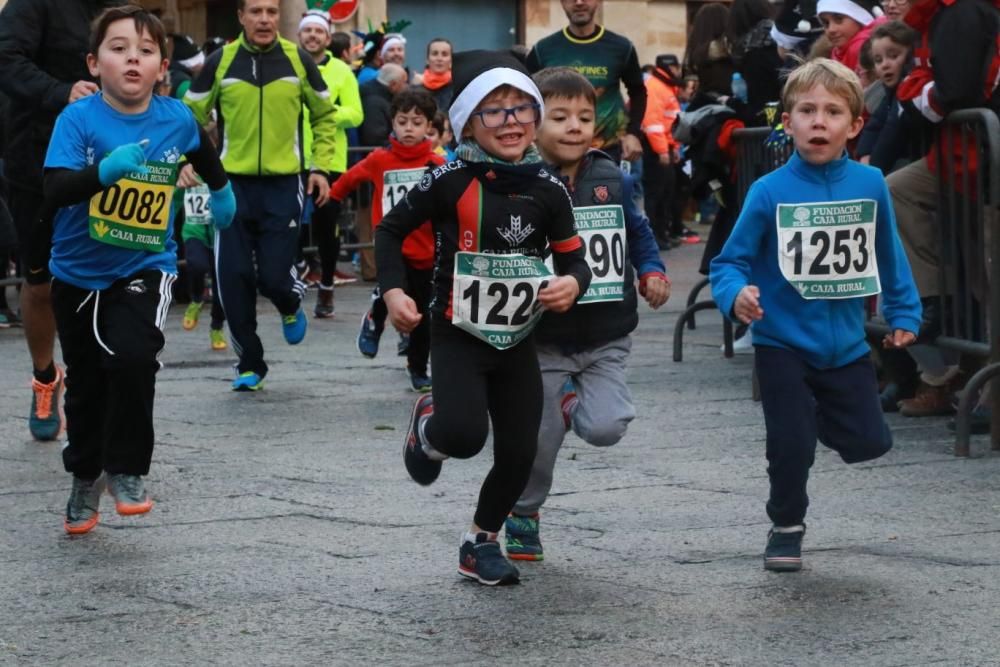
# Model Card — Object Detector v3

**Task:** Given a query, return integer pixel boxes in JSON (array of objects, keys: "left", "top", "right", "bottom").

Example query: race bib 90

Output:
[
  {"left": 572, "top": 205, "right": 626, "bottom": 303},
  {"left": 452, "top": 252, "right": 552, "bottom": 350},
  {"left": 382, "top": 168, "right": 426, "bottom": 213},
  {"left": 777, "top": 199, "right": 880, "bottom": 300},
  {"left": 88, "top": 160, "right": 178, "bottom": 252}
]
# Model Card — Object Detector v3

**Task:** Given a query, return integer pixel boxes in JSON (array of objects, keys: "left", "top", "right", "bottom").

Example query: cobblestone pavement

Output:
[{"left": 2, "top": 242, "right": 999, "bottom": 665}]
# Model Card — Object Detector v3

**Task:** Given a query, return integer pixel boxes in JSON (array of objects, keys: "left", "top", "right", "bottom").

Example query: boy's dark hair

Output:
[
  {"left": 869, "top": 20, "right": 919, "bottom": 49},
  {"left": 532, "top": 66, "right": 596, "bottom": 108},
  {"left": 858, "top": 37, "right": 875, "bottom": 73},
  {"left": 390, "top": 89, "right": 438, "bottom": 121},
  {"left": 426, "top": 37, "right": 453, "bottom": 58},
  {"left": 330, "top": 32, "right": 352, "bottom": 59},
  {"left": 431, "top": 110, "right": 448, "bottom": 135},
  {"left": 90, "top": 5, "right": 168, "bottom": 58}
]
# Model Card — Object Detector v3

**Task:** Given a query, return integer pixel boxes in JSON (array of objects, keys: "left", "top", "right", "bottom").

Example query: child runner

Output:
[
  {"left": 426, "top": 111, "right": 457, "bottom": 162},
  {"left": 504, "top": 67, "right": 670, "bottom": 560},
  {"left": 817, "top": 0, "right": 885, "bottom": 71},
  {"left": 328, "top": 89, "right": 444, "bottom": 391},
  {"left": 376, "top": 51, "right": 592, "bottom": 585},
  {"left": 44, "top": 6, "right": 235, "bottom": 534},
  {"left": 710, "top": 58, "right": 921, "bottom": 571}
]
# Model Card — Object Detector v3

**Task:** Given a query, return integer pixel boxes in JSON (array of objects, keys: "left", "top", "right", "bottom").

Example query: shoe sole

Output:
[
  {"left": 233, "top": 382, "right": 263, "bottom": 392},
  {"left": 212, "top": 344, "right": 228, "bottom": 351},
  {"left": 356, "top": 312, "right": 379, "bottom": 359},
  {"left": 764, "top": 557, "right": 802, "bottom": 572},
  {"left": 402, "top": 396, "right": 439, "bottom": 486},
  {"left": 507, "top": 552, "right": 544, "bottom": 562},
  {"left": 64, "top": 513, "right": 99, "bottom": 535},
  {"left": 114, "top": 500, "right": 154, "bottom": 516},
  {"left": 314, "top": 311, "right": 335, "bottom": 319},
  {"left": 457, "top": 565, "right": 520, "bottom": 585}
]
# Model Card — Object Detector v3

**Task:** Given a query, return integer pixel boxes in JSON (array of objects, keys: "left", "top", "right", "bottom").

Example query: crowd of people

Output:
[{"left": 0, "top": 0, "right": 997, "bottom": 585}]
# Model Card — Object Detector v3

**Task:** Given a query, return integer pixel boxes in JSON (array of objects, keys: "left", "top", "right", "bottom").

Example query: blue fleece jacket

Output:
[{"left": 710, "top": 150, "right": 922, "bottom": 369}]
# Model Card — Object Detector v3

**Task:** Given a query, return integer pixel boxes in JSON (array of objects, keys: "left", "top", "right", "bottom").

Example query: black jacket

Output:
[
  {"left": 0, "top": 0, "right": 127, "bottom": 192},
  {"left": 359, "top": 79, "right": 393, "bottom": 147}
]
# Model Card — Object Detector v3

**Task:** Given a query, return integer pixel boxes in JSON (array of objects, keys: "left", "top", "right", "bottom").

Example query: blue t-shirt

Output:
[{"left": 45, "top": 93, "right": 200, "bottom": 290}]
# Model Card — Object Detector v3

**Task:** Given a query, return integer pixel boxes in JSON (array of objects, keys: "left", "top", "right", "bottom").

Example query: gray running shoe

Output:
[
  {"left": 107, "top": 473, "right": 154, "bottom": 516},
  {"left": 64, "top": 474, "right": 105, "bottom": 535}
]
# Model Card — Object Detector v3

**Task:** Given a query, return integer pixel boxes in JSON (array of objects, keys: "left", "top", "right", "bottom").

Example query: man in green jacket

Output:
[
  {"left": 298, "top": 9, "right": 363, "bottom": 317},
  {"left": 184, "top": 0, "right": 338, "bottom": 391}
]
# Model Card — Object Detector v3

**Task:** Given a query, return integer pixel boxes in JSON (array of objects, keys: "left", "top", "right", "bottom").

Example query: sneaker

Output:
[
  {"left": 409, "top": 368, "right": 432, "bottom": 393},
  {"left": 764, "top": 525, "right": 805, "bottom": 572},
  {"left": 459, "top": 533, "right": 521, "bottom": 585},
  {"left": 64, "top": 474, "right": 106, "bottom": 535},
  {"left": 182, "top": 301, "right": 202, "bottom": 330},
  {"left": 721, "top": 331, "right": 754, "bottom": 355},
  {"left": 397, "top": 332, "right": 410, "bottom": 356},
  {"left": 948, "top": 403, "right": 991, "bottom": 434},
  {"left": 403, "top": 394, "right": 440, "bottom": 485},
  {"left": 333, "top": 269, "right": 358, "bottom": 286},
  {"left": 0, "top": 311, "right": 10, "bottom": 329},
  {"left": 898, "top": 382, "right": 955, "bottom": 417},
  {"left": 357, "top": 310, "right": 383, "bottom": 358},
  {"left": 107, "top": 473, "right": 153, "bottom": 516},
  {"left": 0, "top": 308, "right": 21, "bottom": 327},
  {"left": 314, "top": 285, "right": 335, "bottom": 319},
  {"left": 282, "top": 308, "right": 307, "bottom": 345},
  {"left": 29, "top": 366, "right": 64, "bottom": 441},
  {"left": 677, "top": 227, "right": 701, "bottom": 244},
  {"left": 232, "top": 371, "right": 264, "bottom": 392},
  {"left": 210, "top": 328, "right": 228, "bottom": 351},
  {"left": 505, "top": 513, "right": 544, "bottom": 561},
  {"left": 559, "top": 378, "right": 577, "bottom": 431}
]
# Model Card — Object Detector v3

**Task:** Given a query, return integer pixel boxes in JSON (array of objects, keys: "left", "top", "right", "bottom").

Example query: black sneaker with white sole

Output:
[
  {"left": 764, "top": 524, "right": 805, "bottom": 572},
  {"left": 458, "top": 533, "right": 520, "bottom": 585}
]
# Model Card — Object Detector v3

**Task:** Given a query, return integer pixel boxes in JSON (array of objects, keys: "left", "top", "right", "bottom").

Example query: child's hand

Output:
[
  {"left": 177, "top": 164, "right": 201, "bottom": 188},
  {"left": 538, "top": 275, "right": 581, "bottom": 313},
  {"left": 308, "top": 171, "right": 330, "bottom": 207},
  {"left": 384, "top": 288, "right": 422, "bottom": 333},
  {"left": 734, "top": 285, "right": 764, "bottom": 324},
  {"left": 98, "top": 143, "right": 148, "bottom": 186},
  {"left": 883, "top": 329, "right": 916, "bottom": 349},
  {"left": 639, "top": 273, "right": 670, "bottom": 309}
]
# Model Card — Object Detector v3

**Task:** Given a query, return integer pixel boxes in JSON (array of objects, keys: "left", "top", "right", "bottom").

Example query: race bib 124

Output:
[{"left": 776, "top": 199, "right": 880, "bottom": 300}]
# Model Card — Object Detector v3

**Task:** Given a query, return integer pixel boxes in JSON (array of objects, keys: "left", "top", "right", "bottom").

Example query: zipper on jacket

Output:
[{"left": 256, "top": 51, "right": 264, "bottom": 177}]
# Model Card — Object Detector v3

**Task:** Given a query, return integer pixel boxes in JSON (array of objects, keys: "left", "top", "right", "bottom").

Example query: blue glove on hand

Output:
[
  {"left": 209, "top": 181, "right": 236, "bottom": 230},
  {"left": 98, "top": 143, "right": 148, "bottom": 186}
]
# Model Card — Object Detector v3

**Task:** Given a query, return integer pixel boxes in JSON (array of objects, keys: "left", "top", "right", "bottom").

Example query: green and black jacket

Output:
[{"left": 184, "top": 32, "right": 337, "bottom": 177}]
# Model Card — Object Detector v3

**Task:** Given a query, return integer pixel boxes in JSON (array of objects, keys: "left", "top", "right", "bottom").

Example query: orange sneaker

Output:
[
  {"left": 30, "top": 365, "right": 64, "bottom": 441},
  {"left": 107, "top": 474, "right": 154, "bottom": 516},
  {"left": 64, "top": 474, "right": 105, "bottom": 535}
]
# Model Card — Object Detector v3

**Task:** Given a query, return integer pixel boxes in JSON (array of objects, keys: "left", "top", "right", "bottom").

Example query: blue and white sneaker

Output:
[
  {"left": 282, "top": 308, "right": 307, "bottom": 345},
  {"left": 458, "top": 533, "right": 520, "bottom": 586},
  {"left": 232, "top": 371, "right": 264, "bottom": 392},
  {"left": 357, "top": 310, "right": 383, "bottom": 359}
]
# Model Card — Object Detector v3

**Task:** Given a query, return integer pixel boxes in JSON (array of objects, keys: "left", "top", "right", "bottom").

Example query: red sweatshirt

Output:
[{"left": 330, "top": 137, "right": 445, "bottom": 269}]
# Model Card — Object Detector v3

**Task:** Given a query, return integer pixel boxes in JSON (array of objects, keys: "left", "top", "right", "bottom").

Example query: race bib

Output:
[
  {"left": 382, "top": 167, "right": 425, "bottom": 213},
  {"left": 452, "top": 252, "right": 553, "bottom": 350},
  {"left": 183, "top": 184, "right": 212, "bottom": 225},
  {"left": 572, "top": 205, "right": 626, "bottom": 303},
  {"left": 777, "top": 199, "right": 880, "bottom": 300},
  {"left": 88, "top": 160, "right": 178, "bottom": 252}
]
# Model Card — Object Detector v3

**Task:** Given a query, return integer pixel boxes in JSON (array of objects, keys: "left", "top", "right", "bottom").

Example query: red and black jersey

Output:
[{"left": 375, "top": 159, "right": 592, "bottom": 319}]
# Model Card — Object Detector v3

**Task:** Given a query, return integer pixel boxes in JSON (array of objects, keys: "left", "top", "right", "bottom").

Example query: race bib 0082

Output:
[
  {"left": 452, "top": 252, "right": 553, "bottom": 350},
  {"left": 88, "top": 160, "right": 178, "bottom": 252},
  {"left": 776, "top": 199, "right": 880, "bottom": 300}
]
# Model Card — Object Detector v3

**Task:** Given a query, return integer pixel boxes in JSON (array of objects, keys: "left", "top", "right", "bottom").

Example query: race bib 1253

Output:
[{"left": 776, "top": 199, "right": 880, "bottom": 300}]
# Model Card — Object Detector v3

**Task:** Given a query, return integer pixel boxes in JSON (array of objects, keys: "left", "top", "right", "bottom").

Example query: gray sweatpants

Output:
[{"left": 513, "top": 336, "right": 635, "bottom": 515}]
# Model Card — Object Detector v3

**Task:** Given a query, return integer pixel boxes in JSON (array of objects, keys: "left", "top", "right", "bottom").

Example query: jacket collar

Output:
[
  {"left": 388, "top": 136, "right": 435, "bottom": 159},
  {"left": 239, "top": 31, "right": 279, "bottom": 54},
  {"left": 786, "top": 149, "right": 851, "bottom": 184}
]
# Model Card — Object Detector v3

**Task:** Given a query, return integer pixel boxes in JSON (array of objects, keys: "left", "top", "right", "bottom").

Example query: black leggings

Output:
[
  {"left": 425, "top": 318, "right": 543, "bottom": 532},
  {"left": 184, "top": 238, "right": 225, "bottom": 329}
]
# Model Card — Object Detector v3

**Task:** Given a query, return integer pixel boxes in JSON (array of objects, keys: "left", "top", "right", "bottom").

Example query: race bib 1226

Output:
[{"left": 776, "top": 199, "right": 880, "bottom": 300}]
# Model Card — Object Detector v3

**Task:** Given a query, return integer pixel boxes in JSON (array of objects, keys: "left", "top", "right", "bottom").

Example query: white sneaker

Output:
[{"left": 721, "top": 331, "right": 754, "bottom": 354}]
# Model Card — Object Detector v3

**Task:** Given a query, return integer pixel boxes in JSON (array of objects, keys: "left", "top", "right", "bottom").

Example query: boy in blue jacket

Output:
[
  {"left": 710, "top": 58, "right": 921, "bottom": 572},
  {"left": 505, "top": 67, "right": 670, "bottom": 561}
]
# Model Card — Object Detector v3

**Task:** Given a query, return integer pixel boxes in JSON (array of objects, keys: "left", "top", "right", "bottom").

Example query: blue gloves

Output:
[
  {"left": 209, "top": 181, "right": 236, "bottom": 230},
  {"left": 98, "top": 143, "right": 148, "bottom": 186}
]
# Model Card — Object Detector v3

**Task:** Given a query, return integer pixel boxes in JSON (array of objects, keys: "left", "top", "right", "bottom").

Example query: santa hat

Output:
[
  {"left": 298, "top": 9, "right": 331, "bottom": 34},
  {"left": 448, "top": 50, "right": 545, "bottom": 139},
  {"left": 770, "top": 0, "right": 823, "bottom": 50},
  {"left": 816, "top": 0, "right": 883, "bottom": 27},
  {"left": 171, "top": 34, "right": 204, "bottom": 70},
  {"left": 380, "top": 33, "right": 406, "bottom": 58}
]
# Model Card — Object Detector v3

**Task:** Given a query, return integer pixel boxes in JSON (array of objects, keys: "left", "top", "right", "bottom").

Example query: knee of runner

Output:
[
  {"left": 432, "top": 421, "right": 489, "bottom": 459},
  {"left": 840, "top": 430, "right": 893, "bottom": 464},
  {"left": 580, "top": 414, "right": 632, "bottom": 448}
]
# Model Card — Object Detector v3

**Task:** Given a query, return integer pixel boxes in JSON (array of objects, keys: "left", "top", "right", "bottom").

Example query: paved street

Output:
[{"left": 2, "top": 242, "right": 1000, "bottom": 666}]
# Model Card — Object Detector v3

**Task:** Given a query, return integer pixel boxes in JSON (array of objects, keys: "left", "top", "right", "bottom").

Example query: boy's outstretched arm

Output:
[
  {"left": 710, "top": 181, "right": 769, "bottom": 322},
  {"left": 873, "top": 180, "right": 922, "bottom": 346},
  {"left": 621, "top": 174, "right": 670, "bottom": 308}
]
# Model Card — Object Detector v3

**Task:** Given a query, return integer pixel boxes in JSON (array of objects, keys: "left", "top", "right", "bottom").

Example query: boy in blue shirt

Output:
[
  {"left": 43, "top": 6, "right": 235, "bottom": 534},
  {"left": 710, "top": 58, "right": 921, "bottom": 572},
  {"left": 505, "top": 67, "right": 670, "bottom": 561}
]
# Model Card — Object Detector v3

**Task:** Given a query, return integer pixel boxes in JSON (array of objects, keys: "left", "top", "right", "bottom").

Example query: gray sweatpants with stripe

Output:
[{"left": 513, "top": 336, "right": 635, "bottom": 515}]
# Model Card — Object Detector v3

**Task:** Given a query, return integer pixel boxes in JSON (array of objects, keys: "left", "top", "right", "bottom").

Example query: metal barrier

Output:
[
  {"left": 672, "top": 127, "right": 793, "bottom": 361},
  {"left": 0, "top": 146, "right": 384, "bottom": 289},
  {"left": 864, "top": 108, "right": 1000, "bottom": 456}
]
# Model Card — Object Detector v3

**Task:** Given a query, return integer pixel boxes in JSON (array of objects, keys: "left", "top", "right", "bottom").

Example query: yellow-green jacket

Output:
[
  {"left": 184, "top": 32, "right": 337, "bottom": 176},
  {"left": 304, "top": 51, "right": 363, "bottom": 174}
]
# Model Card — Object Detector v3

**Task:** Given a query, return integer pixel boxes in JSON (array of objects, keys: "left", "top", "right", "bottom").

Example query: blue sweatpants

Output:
[
  {"left": 755, "top": 345, "right": 893, "bottom": 527},
  {"left": 216, "top": 175, "right": 306, "bottom": 377}
]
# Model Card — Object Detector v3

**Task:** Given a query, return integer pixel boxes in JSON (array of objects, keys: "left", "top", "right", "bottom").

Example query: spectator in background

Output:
[
  {"left": 641, "top": 54, "right": 686, "bottom": 250},
  {"left": 817, "top": 0, "right": 886, "bottom": 72},
  {"left": 0, "top": 0, "right": 128, "bottom": 441},
  {"left": 685, "top": 3, "right": 735, "bottom": 100},
  {"left": 381, "top": 33, "right": 407, "bottom": 70},
  {"left": 728, "top": 0, "right": 784, "bottom": 124},
  {"left": 331, "top": 31, "right": 354, "bottom": 65},
  {"left": 416, "top": 38, "right": 454, "bottom": 111},
  {"left": 526, "top": 0, "right": 647, "bottom": 162},
  {"left": 359, "top": 63, "right": 409, "bottom": 147},
  {"left": 883, "top": 0, "right": 913, "bottom": 20},
  {"left": 168, "top": 33, "right": 204, "bottom": 99}
]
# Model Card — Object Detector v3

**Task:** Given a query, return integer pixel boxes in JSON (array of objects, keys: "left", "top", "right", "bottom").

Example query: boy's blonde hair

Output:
[{"left": 782, "top": 58, "right": 864, "bottom": 118}]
